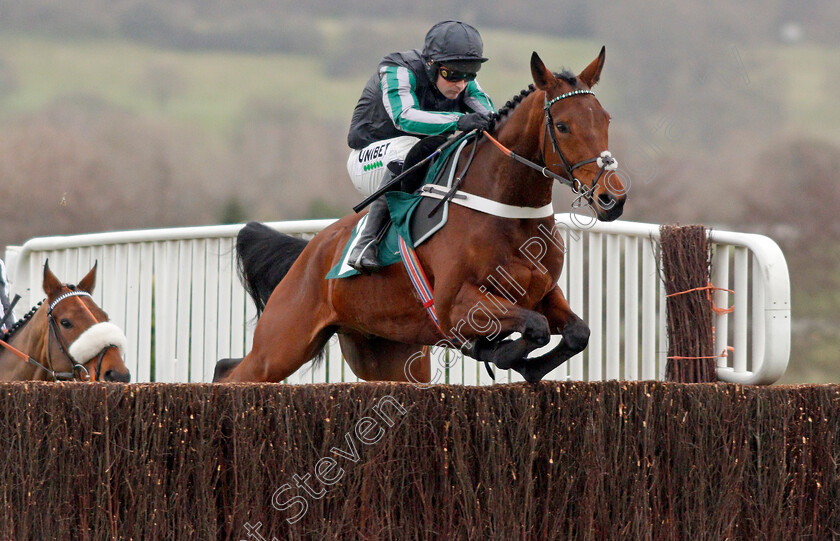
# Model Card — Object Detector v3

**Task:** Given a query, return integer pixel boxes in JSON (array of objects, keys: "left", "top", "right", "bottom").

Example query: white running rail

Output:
[{"left": 4, "top": 215, "right": 790, "bottom": 385}]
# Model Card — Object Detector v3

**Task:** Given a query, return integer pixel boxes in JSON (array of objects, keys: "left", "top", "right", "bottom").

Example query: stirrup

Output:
[
  {"left": 349, "top": 202, "right": 390, "bottom": 274},
  {"left": 348, "top": 227, "right": 385, "bottom": 274},
  {"left": 349, "top": 243, "right": 382, "bottom": 274}
]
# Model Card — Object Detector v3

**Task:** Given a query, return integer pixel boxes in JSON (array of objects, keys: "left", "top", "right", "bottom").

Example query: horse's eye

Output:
[
  {"left": 60, "top": 319, "right": 73, "bottom": 329},
  {"left": 555, "top": 122, "right": 570, "bottom": 134}
]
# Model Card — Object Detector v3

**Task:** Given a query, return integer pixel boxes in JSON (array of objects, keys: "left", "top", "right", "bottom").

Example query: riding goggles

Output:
[{"left": 439, "top": 65, "right": 477, "bottom": 82}]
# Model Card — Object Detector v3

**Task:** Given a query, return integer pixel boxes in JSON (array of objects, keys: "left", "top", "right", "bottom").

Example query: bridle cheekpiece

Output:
[
  {"left": 542, "top": 88, "right": 618, "bottom": 208},
  {"left": 46, "top": 289, "right": 102, "bottom": 381}
]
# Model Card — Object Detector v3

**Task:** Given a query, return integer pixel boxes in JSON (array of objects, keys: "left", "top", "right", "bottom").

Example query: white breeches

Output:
[{"left": 346, "top": 136, "right": 420, "bottom": 197}]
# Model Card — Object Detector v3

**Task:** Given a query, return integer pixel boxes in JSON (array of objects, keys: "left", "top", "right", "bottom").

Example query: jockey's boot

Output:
[
  {"left": 348, "top": 164, "right": 401, "bottom": 274},
  {"left": 348, "top": 196, "right": 390, "bottom": 274}
]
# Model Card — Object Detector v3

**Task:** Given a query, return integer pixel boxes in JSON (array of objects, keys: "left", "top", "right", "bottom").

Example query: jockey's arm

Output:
[
  {"left": 380, "top": 65, "right": 492, "bottom": 136},
  {"left": 463, "top": 80, "right": 495, "bottom": 116}
]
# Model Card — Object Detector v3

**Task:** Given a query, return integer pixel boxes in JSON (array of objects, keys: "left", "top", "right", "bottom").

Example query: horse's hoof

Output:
[
  {"left": 522, "top": 314, "right": 551, "bottom": 347},
  {"left": 512, "top": 362, "right": 543, "bottom": 384},
  {"left": 213, "top": 358, "right": 243, "bottom": 382}
]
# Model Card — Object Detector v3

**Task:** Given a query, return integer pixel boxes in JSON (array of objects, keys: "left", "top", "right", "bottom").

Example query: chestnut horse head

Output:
[
  {"left": 0, "top": 261, "right": 130, "bottom": 382},
  {"left": 484, "top": 48, "right": 626, "bottom": 222}
]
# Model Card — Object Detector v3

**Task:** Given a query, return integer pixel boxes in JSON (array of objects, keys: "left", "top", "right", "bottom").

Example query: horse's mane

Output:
[
  {"left": 2, "top": 299, "right": 43, "bottom": 341},
  {"left": 1, "top": 282, "right": 78, "bottom": 341},
  {"left": 490, "top": 70, "right": 577, "bottom": 133}
]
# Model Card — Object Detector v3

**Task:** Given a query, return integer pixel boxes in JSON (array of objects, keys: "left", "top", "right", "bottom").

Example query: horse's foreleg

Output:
[
  {"left": 511, "top": 287, "right": 590, "bottom": 383},
  {"left": 464, "top": 336, "right": 537, "bottom": 370},
  {"left": 441, "top": 285, "right": 552, "bottom": 370}
]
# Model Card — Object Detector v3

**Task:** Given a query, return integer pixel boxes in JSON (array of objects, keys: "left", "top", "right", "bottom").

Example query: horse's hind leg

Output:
[
  {"left": 224, "top": 321, "right": 333, "bottom": 382},
  {"left": 339, "top": 333, "right": 430, "bottom": 383},
  {"left": 511, "top": 287, "right": 590, "bottom": 384},
  {"left": 221, "top": 286, "right": 335, "bottom": 382}
]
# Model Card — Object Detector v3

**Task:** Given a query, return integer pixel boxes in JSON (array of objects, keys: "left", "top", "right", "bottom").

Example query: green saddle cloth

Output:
[{"left": 326, "top": 135, "right": 469, "bottom": 279}]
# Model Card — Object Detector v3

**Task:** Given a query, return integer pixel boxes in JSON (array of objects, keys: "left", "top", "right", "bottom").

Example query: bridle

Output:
[
  {"left": 44, "top": 290, "right": 113, "bottom": 381},
  {"left": 541, "top": 89, "right": 618, "bottom": 208},
  {"left": 481, "top": 88, "right": 619, "bottom": 210}
]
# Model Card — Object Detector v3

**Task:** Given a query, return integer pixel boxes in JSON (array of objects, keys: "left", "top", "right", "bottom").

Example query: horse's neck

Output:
[
  {"left": 0, "top": 308, "right": 49, "bottom": 381},
  {"left": 467, "top": 100, "right": 554, "bottom": 208}
]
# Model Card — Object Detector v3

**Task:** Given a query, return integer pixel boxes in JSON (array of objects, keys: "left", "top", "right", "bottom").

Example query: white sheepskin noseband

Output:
[{"left": 68, "top": 322, "right": 128, "bottom": 362}]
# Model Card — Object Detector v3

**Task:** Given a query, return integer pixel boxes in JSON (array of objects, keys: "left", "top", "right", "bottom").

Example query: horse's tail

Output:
[{"left": 236, "top": 221, "right": 308, "bottom": 316}]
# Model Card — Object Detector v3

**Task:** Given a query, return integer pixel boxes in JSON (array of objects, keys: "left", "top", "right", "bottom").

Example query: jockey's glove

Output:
[{"left": 457, "top": 112, "right": 493, "bottom": 132}]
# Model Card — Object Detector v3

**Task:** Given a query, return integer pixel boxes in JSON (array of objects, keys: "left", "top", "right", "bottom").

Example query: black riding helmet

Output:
[{"left": 422, "top": 21, "right": 488, "bottom": 81}]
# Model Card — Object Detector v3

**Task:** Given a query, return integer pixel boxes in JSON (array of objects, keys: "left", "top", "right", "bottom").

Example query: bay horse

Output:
[
  {"left": 0, "top": 261, "right": 130, "bottom": 382},
  {"left": 217, "top": 49, "right": 626, "bottom": 384}
]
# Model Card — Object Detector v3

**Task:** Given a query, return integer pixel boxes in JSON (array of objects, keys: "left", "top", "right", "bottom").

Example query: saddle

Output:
[
  {"left": 400, "top": 134, "right": 477, "bottom": 246},
  {"left": 326, "top": 134, "right": 476, "bottom": 279}
]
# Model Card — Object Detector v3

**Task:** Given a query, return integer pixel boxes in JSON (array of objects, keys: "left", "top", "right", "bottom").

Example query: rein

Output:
[
  {"left": 0, "top": 334, "right": 92, "bottom": 381},
  {"left": 428, "top": 133, "right": 480, "bottom": 217},
  {"left": 482, "top": 132, "right": 574, "bottom": 187},
  {"left": 418, "top": 133, "right": 554, "bottom": 219}
]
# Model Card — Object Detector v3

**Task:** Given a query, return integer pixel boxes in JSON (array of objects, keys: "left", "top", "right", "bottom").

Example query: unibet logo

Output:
[{"left": 363, "top": 161, "right": 383, "bottom": 172}]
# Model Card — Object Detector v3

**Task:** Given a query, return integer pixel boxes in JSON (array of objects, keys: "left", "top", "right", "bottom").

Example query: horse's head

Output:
[
  {"left": 530, "top": 48, "right": 627, "bottom": 221},
  {"left": 42, "top": 261, "right": 131, "bottom": 382}
]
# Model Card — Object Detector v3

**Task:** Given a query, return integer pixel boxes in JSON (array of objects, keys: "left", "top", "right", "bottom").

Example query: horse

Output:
[
  {"left": 0, "top": 261, "right": 131, "bottom": 382},
  {"left": 216, "top": 48, "right": 626, "bottom": 385}
]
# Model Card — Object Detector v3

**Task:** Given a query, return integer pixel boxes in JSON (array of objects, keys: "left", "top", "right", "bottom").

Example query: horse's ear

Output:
[
  {"left": 530, "top": 51, "right": 555, "bottom": 91},
  {"left": 43, "top": 259, "right": 62, "bottom": 298},
  {"left": 78, "top": 261, "right": 98, "bottom": 294},
  {"left": 578, "top": 46, "right": 606, "bottom": 88}
]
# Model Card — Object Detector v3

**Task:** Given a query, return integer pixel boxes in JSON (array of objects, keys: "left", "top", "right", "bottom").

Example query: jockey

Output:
[
  {"left": 346, "top": 20, "right": 496, "bottom": 274},
  {"left": 0, "top": 258, "right": 13, "bottom": 334}
]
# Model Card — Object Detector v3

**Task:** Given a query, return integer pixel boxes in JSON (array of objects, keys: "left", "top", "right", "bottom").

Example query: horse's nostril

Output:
[
  {"left": 598, "top": 193, "right": 617, "bottom": 209},
  {"left": 104, "top": 369, "right": 131, "bottom": 383}
]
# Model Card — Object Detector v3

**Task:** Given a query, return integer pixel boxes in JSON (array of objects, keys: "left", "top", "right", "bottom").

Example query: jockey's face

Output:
[{"left": 436, "top": 74, "right": 469, "bottom": 100}]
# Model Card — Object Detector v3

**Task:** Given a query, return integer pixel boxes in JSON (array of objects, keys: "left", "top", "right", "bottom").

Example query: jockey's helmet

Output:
[{"left": 422, "top": 21, "right": 488, "bottom": 81}]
